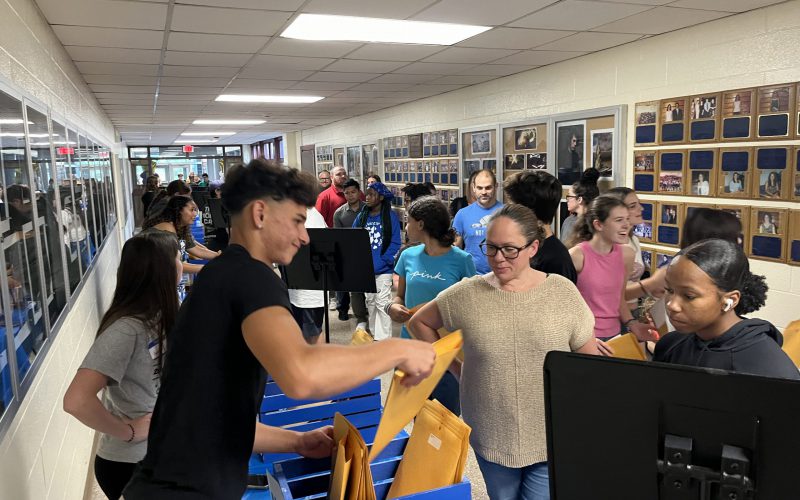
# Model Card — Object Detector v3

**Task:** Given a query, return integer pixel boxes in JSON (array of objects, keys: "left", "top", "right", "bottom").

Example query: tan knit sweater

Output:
[{"left": 436, "top": 273, "right": 594, "bottom": 467}]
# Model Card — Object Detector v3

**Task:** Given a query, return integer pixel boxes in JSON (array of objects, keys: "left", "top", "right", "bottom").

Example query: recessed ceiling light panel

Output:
[
  {"left": 193, "top": 119, "right": 266, "bottom": 125},
  {"left": 215, "top": 95, "right": 324, "bottom": 104}
]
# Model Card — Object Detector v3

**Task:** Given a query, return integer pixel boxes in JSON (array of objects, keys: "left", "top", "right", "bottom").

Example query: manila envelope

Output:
[
  {"left": 782, "top": 320, "right": 800, "bottom": 367},
  {"left": 405, "top": 303, "right": 464, "bottom": 363},
  {"left": 330, "top": 413, "right": 376, "bottom": 500},
  {"left": 368, "top": 332, "right": 463, "bottom": 461},
  {"left": 386, "top": 399, "right": 471, "bottom": 499},
  {"left": 607, "top": 333, "right": 647, "bottom": 361}
]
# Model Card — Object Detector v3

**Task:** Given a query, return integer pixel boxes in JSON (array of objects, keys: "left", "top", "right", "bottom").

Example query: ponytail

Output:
[
  {"left": 737, "top": 271, "right": 768, "bottom": 315},
  {"left": 568, "top": 194, "right": 626, "bottom": 247}
]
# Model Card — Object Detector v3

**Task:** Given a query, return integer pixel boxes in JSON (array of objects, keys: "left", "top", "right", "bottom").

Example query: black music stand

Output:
[{"left": 282, "top": 228, "right": 376, "bottom": 343}]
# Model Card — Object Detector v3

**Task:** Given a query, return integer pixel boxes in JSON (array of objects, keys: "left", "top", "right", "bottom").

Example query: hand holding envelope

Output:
[{"left": 330, "top": 413, "right": 376, "bottom": 500}]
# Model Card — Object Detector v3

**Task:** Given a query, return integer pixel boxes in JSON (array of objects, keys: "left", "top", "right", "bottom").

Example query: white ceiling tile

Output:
[
  {"left": 392, "top": 61, "right": 481, "bottom": 75},
  {"left": 66, "top": 46, "right": 162, "bottom": 64},
  {"left": 35, "top": 0, "right": 167, "bottom": 29},
  {"left": 535, "top": 32, "right": 643, "bottom": 51},
  {"left": 583, "top": 0, "right": 670, "bottom": 4},
  {"left": 369, "top": 73, "right": 438, "bottom": 84},
  {"left": 238, "top": 67, "right": 315, "bottom": 80},
  {"left": 226, "top": 79, "right": 298, "bottom": 90},
  {"left": 324, "top": 59, "right": 408, "bottom": 73},
  {"left": 162, "top": 65, "right": 239, "bottom": 77},
  {"left": 427, "top": 74, "right": 497, "bottom": 85},
  {"left": 167, "top": 33, "right": 269, "bottom": 53},
  {"left": 510, "top": 0, "right": 653, "bottom": 30},
  {"left": 301, "top": 0, "right": 438, "bottom": 18},
  {"left": 85, "top": 75, "right": 159, "bottom": 85},
  {"left": 491, "top": 50, "right": 587, "bottom": 66},
  {"left": 52, "top": 26, "right": 163, "bottom": 49},
  {"left": 347, "top": 83, "right": 413, "bottom": 92},
  {"left": 592, "top": 6, "right": 729, "bottom": 34},
  {"left": 344, "top": 44, "right": 444, "bottom": 62},
  {"left": 159, "top": 76, "right": 231, "bottom": 87},
  {"left": 455, "top": 64, "right": 536, "bottom": 76},
  {"left": 89, "top": 84, "right": 156, "bottom": 94},
  {"left": 157, "top": 87, "right": 223, "bottom": 95},
  {"left": 164, "top": 51, "right": 253, "bottom": 67},
  {"left": 411, "top": 83, "right": 468, "bottom": 92},
  {"left": 262, "top": 38, "right": 362, "bottom": 58},
  {"left": 306, "top": 72, "right": 381, "bottom": 82},
  {"left": 248, "top": 54, "right": 334, "bottom": 71},
  {"left": 413, "top": 0, "right": 559, "bottom": 25},
  {"left": 171, "top": 5, "right": 291, "bottom": 36},
  {"left": 667, "top": 0, "right": 782, "bottom": 12},
  {"left": 172, "top": 0, "right": 304, "bottom": 9},
  {"left": 456, "top": 27, "right": 575, "bottom": 49},
  {"left": 76, "top": 61, "right": 160, "bottom": 75},
  {"left": 422, "top": 47, "right": 518, "bottom": 64},
  {"left": 289, "top": 81, "right": 358, "bottom": 91}
]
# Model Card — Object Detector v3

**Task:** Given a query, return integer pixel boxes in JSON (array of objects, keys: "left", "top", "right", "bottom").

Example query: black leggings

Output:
[{"left": 94, "top": 455, "right": 137, "bottom": 500}]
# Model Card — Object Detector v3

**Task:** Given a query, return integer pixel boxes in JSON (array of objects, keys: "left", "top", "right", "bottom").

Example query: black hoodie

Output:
[{"left": 653, "top": 318, "right": 800, "bottom": 380}]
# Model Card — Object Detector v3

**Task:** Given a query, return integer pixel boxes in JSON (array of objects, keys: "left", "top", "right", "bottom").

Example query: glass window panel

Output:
[
  {"left": 224, "top": 145, "right": 242, "bottom": 157},
  {"left": 149, "top": 146, "right": 184, "bottom": 158},
  {"left": 77, "top": 135, "right": 96, "bottom": 269},
  {"left": 26, "top": 106, "right": 68, "bottom": 331},
  {"left": 191, "top": 146, "right": 223, "bottom": 157},
  {"left": 129, "top": 147, "right": 148, "bottom": 159},
  {"left": 52, "top": 123, "right": 82, "bottom": 292},
  {"left": 90, "top": 142, "right": 106, "bottom": 243}
]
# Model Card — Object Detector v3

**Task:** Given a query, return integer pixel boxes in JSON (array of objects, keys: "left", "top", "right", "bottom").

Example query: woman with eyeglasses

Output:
[
  {"left": 409, "top": 204, "right": 598, "bottom": 500},
  {"left": 569, "top": 195, "right": 658, "bottom": 355},
  {"left": 560, "top": 168, "right": 599, "bottom": 246}
]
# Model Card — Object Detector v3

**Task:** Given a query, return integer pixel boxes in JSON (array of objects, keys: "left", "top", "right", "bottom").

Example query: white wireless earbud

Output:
[{"left": 723, "top": 298, "right": 734, "bottom": 312}]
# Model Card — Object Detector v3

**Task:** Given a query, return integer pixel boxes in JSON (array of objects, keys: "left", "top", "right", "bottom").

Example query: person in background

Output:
[
  {"left": 146, "top": 180, "right": 191, "bottom": 218},
  {"left": 655, "top": 239, "right": 799, "bottom": 380},
  {"left": 63, "top": 232, "right": 181, "bottom": 500},
  {"left": 569, "top": 195, "right": 658, "bottom": 352},
  {"left": 409, "top": 204, "right": 598, "bottom": 499},
  {"left": 390, "top": 196, "right": 476, "bottom": 414},
  {"left": 332, "top": 179, "right": 368, "bottom": 327},
  {"left": 176, "top": 173, "right": 184, "bottom": 182},
  {"left": 449, "top": 170, "right": 479, "bottom": 219},
  {"left": 401, "top": 183, "right": 432, "bottom": 208},
  {"left": 316, "top": 166, "right": 351, "bottom": 227},
  {"left": 123, "top": 160, "right": 434, "bottom": 499},
  {"left": 353, "top": 182, "right": 401, "bottom": 341},
  {"left": 203, "top": 180, "right": 229, "bottom": 252},
  {"left": 607, "top": 187, "right": 647, "bottom": 312},
  {"left": 366, "top": 173, "right": 381, "bottom": 185},
  {"left": 317, "top": 169, "right": 331, "bottom": 190},
  {"left": 560, "top": 168, "right": 600, "bottom": 246},
  {"left": 199, "top": 173, "right": 209, "bottom": 187},
  {"left": 289, "top": 206, "right": 327, "bottom": 344},
  {"left": 141, "top": 175, "right": 161, "bottom": 219},
  {"left": 504, "top": 170, "right": 577, "bottom": 284},
  {"left": 452, "top": 169, "right": 503, "bottom": 274}
]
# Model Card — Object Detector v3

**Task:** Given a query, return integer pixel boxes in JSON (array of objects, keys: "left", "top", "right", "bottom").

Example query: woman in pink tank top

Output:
[{"left": 569, "top": 195, "right": 658, "bottom": 354}]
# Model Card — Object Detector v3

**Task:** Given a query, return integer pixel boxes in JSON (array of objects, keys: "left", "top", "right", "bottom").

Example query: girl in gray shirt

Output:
[{"left": 63, "top": 232, "right": 180, "bottom": 499}]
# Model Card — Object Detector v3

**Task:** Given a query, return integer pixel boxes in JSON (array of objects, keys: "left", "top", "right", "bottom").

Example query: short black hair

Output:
[
  {"left": 221, "top": 159, "right": 318, "bottom": 215},
  {"left": 366, "top": 173, "right": 381, "bottom": 183},
  {"left": 401, "top": 183, "right": 431, "bottom": 202},
  {"left": 342, "top": 178, "right": 360, "bottom": 191},
  {"left": 202, "top": 173, "right": 209, "bottom": 178},
  {"left": 503, "top": 171, "right": 561, "bottom": 224},
  {"left": 681, "top": 207, "right": 741, "bottom": 249}
]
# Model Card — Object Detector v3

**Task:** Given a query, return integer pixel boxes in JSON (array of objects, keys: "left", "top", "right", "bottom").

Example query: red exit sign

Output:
[
  {"left": 56, "top": 147, "right": 74, "bottom": 155},
  {"left": 182, "top": 145, "right": 194, "bottom": 153}
]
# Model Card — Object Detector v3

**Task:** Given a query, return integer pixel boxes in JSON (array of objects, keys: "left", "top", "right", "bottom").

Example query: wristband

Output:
[
  {"left": 384, "top": 303, "right": 394, "bottom": 315},
  {"left": 638, "top": 280, "right": 649, "bottom": 297},
  {"left": 623, "top": 318, "right": 636, "bottom": 329},
  {"left": 125, "top": 423, "right": 135, "bottom": 443}
]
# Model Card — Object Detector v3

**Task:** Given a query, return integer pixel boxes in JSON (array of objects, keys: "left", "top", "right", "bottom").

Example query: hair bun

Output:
[
  {"left": 736, "top": 271, "right": 768, "bottom": 315},
  {"left": 580, "top": 168, "right": 600, "bottom": 186}
]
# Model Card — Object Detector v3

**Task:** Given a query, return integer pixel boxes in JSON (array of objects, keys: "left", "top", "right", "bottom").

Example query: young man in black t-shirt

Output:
[
  {"left": 124, "top": 160, "right": 436, "bottom": 499},
  {"left": 503, "top": 171, "right": 578, "bottom": 284}
]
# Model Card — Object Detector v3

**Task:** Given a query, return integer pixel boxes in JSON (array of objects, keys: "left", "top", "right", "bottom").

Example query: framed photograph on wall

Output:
[
  {"left": 634, "top": 101, "right": 659, "bottom": 146},
  {"left": 756, "top": 83, "right": 795, "bottom": 139},
  {"left": 718, "top": 148, "right": 752, "bottom": 198},
  {"left": 688, "top": 93, "right": 720, "bottom": 142},
  {"left": 657, "top": 150, "right": 686, "bottom": 195},
  {"left": 721, "top": 88, "right": 755, "bottom": 140},
  {"left": 793, "top": 146, "right": 800, "bottom": 202},
  {"left": 656, "top": 201, "right": 684, "bottom": 247},
  {"left": 633, "top": 150, "right": 657, "bottom": 193},
  {"left": 556, "top": 120, "right": 586, "bottom": 186},
  {"left": 633, "top": 200, "right": 655, "bottom": 244},
  {"left": 641, "top": 248, "right": 654, "bottom": 276},
  {"left": 716, "top": 205, "right": 751, "bottom": 254},
  {"left": 527, "top": 152, "right": 547, "bottom": 170},
  {"left": 753, "top": 146, "right": 789, "bottom": 200},
  {"left": 505, "top": 154, "right": 525, "bottom": 171},
  {"left": 590, "top": 128, "right": 613, "bottom": 180},
  {"left": 655, "top": 249, "right": 677, "bottom": 271},
  {"left": 789, "top": 210, "right": 800, "bottom": 266},
  {"left": 660, "top": 97, "right": 688, "bottom": 144},
  {"left": 470, "top": 131, "right": 492, "bottom": 155},
  {"left": 750, "top": 208, "right": 788, "bottom": 262},
  {"left": 514, "top": 127, "right": 537, "bottom": 151},
  {"left": 687, "top": 149, "right": 717, "bottom": 197}
]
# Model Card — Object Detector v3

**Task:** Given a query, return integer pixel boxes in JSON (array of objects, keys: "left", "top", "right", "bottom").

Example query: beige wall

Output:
[
  {"left": 0, "top": 0, "right": 123, "bottom": 497},
  {"left": 302, "top": 1, "right": 800, "bottom": 329}
]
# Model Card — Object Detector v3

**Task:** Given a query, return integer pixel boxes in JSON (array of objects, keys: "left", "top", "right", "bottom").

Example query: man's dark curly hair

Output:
[{"left": 221, "top": 159, "right": 318, "bottom": 215}]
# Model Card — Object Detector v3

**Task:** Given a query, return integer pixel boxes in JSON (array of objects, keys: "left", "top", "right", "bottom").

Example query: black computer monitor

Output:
[{"left": 544, "top": 352, "right": 800, "bottom": 499}]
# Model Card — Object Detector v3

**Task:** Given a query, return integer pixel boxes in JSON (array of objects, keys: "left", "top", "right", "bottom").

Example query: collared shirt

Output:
[
  {"left": 315, "top": 185, "right": 347, "bottom": 227},
  {"left": 333, "top": 201, "right": 364, "bottom": 228}
]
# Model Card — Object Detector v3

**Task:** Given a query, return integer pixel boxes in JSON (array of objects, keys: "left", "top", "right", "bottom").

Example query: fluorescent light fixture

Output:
[
  {"left": 0, "top": 133, "right": 55, "bottom": 138},
  {"left": 180, "top": 132, "right": 237, "bottom": 136},
  {"left": 193, "top": 119, "right": 266, "bottom": 125},
  {"left": 0, "top": 119, "right": 32, "bottom": 125},
  {"left": 216, "top": 95, "right": 324, "bottom": 104},
  {"left": 174, "top": 139, "right": 215, "bottom": 143},
  {"left": 281, "top": 13, "right": 491, "bottom": 45}
]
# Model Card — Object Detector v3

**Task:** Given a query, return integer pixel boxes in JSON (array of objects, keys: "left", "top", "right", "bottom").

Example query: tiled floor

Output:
[{"left": 89, "top": 307, "right": 488, "bottom": 499}]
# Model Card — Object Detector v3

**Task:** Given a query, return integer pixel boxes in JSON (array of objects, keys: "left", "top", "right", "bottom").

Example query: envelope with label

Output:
[
  {"left": 329, "top": 413, "right": 376, "bottom": 500},
  {"left": 368, "top": 332, "right": 463, "bottom": 461},
  {"left": 386, "top": 399, "right": 471, "bottom": 499}
]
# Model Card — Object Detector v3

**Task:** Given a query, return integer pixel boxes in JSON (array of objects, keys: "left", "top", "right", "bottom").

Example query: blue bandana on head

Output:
[{"left": 368, "top": 181, "right": 393, "bottom": 201}]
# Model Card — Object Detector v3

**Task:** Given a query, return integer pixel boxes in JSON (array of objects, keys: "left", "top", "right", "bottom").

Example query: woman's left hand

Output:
[
  {"left": 596, "top": 339, "right": 614, "bottom": 357},
  {"left": 629, "top": 321, "right": 660, "bottom": 342}
]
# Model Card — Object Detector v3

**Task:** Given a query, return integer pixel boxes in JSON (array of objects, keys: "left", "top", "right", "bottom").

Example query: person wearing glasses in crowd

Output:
[
  {"left": 317, "top": 170, "right": 331, "bottom": 190},
  {"left": 410, "top": 204, "right": 598, "bottom": 499}
]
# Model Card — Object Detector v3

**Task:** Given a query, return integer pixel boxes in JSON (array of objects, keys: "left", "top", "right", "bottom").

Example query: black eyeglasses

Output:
[{"left": 479, "top": 240, "right": 532, "bottom": 259}]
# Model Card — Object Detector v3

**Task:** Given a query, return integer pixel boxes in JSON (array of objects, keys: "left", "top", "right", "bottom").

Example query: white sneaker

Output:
[
  {"left": 329, "top": 301, "right": 338, "bottom": 311},
  {"left": 356, "top": 322, "right": 367, "bottom": 332}
]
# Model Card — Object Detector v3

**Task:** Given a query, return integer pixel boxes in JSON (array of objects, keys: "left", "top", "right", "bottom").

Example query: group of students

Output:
[{"left": 63, "top": 158, "right": 797, "bottom": 500}]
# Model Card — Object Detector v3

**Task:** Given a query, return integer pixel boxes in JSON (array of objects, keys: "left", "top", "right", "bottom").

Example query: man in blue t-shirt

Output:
[{"left": 452, "top": 169, "right": 503, "bottom": 274}]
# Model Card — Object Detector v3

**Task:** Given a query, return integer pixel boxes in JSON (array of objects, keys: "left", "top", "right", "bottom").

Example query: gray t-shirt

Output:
[{"left": 80, "top": 317, "right": 161, "bottom": 463}]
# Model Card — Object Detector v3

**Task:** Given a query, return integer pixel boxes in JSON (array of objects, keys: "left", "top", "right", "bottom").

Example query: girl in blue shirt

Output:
[{"left": 390, "top": 196, "right": 476, "bottom": 413}]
